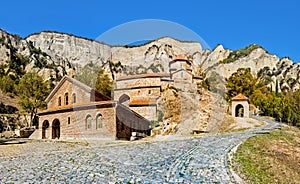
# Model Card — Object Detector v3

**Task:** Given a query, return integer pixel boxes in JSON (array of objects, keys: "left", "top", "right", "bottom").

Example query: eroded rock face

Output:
[
  {"left": 203, "top": 47, "right": 300, "bottom": 93},
  {"left": 1, "top": 30, "right": 299, "bottom": 93},
  {"left": 1, "top": 29, "right": 300, "bottom": 135},
  {"left": 26, "top": 32, "right": 112, "bottom": 70}
]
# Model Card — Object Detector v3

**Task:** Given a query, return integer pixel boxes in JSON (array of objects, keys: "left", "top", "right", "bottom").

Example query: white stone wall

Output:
[{"left": 232, "top": 100, "right": 249, "bottom": 118}]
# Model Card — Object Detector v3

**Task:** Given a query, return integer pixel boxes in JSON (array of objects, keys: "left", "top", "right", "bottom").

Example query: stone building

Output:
[
  {"left": 30, "top": 75, "right": 150, "bottom": 140},
  {"left": 114, "top": 55, "right": 203, "bottom": 121},
  {"left": 114, "top": 73, "right": 173, "bottom": 121},
  {"left": 231, "top": 94, "right": 249, "bottom": 118}
]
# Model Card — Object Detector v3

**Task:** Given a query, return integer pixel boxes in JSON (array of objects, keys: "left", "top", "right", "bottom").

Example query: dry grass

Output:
[
  {"left": 233, "top": 126, "right": 300, "bottom": 183},
  {"left": 218, "top": 115, "right": 264, "bottom": 133}
]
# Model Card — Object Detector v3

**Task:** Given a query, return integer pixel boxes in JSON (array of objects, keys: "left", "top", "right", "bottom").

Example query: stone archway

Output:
[
  {"left": 235, "top": 104, "right": 244, "bottom": 117},
  {"left": 118, "top": 94, "right": 130, "bottom": 104},
  {"left": 42, "top": 120, "right": 49, "bottom": 139},
  {"left": 231, "top": 94, "right": 250, "bottom": 118},
  {"left": 52, "top": 119, "right": 60, "bottom": 139}
]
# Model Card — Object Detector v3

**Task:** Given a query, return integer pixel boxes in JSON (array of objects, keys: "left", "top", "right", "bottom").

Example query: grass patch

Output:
[{"left": 233, "top": 126, "right": 300, "bottom": 183}]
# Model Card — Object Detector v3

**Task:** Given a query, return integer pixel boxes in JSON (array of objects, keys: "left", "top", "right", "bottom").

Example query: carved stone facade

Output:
[{"left": 30, "top": 76, "right": 150, "bottom": 140}]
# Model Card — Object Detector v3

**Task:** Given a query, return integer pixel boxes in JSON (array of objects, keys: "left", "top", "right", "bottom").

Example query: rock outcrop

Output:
[
  {"left": 1, "top": 29, "right": 299, "bottom": 93},
  {"left": 0, "top": 29, "right": 299, "bottom": 134}
]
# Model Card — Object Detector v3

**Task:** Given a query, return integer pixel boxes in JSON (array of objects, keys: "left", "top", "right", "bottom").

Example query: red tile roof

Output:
[
  {"left": 173, "top": 54, "right": 187, "bottom": 61},
  {"left": 232, "top": 94, "right": 248, "bottom": 101}
]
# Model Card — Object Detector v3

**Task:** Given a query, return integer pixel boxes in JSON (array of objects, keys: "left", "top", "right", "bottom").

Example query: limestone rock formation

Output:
[
  {"left": 2, "top": 29, "right": 299, "bottom": 93},
  {"left": 1, "top": 29, "right": 300, "bottom": 135}
]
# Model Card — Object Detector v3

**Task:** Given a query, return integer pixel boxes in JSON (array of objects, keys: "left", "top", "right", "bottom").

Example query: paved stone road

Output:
[{"left": 0, "top": 116, "right": 281, "bottom": 184}]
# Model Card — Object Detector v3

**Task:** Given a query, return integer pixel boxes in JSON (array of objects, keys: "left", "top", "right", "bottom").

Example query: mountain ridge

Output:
[{"left": 1, "top": 29, "right": 299, "bottom": 93}]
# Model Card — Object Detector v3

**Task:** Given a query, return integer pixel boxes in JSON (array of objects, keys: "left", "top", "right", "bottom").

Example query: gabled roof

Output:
[
  {"left": 45, "top": 75, "right": 110, "bottom": 103},
  {"left": 232, "top": 94, "right": 248, "bottom": 101}
]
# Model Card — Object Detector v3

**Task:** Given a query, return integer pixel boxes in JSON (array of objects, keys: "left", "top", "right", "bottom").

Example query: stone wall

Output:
[
  {"left": 37, "top": 105, "right": 117, "bottom": 140},
  {"left": 114, "top": 77, "right": 163, "bottom": 121},
  {"left": 116, "top": 77, "right": 162, "bottom": 89},
  {"left": 48, "top": 79, "right": 91, "bottom": 109},
  {"left": 116, "top": 104, "right": 150, "bottom": 140},
  {"left": 231, "top": 101, "right": 249, "bottom": 118},
  {"left": 130, "top": 106, "right": 157, "bottom": 121},
  {"left": 115, "top": 87, "right": 160, "bottom": 102}
]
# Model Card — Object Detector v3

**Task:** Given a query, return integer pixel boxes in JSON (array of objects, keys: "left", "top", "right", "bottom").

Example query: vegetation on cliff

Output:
[
  {"left": 226, "top": 68, "right": 300, "bottom": 127},
  {"left": 220, "top": 44, "right": 263, "bottom": 64}
]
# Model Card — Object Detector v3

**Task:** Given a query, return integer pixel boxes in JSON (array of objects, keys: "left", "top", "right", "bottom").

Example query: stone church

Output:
[
  {"left": 30, "top": 75, "right": 151, "bottom": 140},
  {"left": 114, "top": 54, "right": 203, "bottom": 121},
  {"left": 30, "top": 54, "right": 202, "bottom": 140}
]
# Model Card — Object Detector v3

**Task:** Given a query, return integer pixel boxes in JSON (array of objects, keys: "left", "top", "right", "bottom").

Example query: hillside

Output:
[
  {"left": 1, "top": 29, "right": 299, "bottom": 92},
  {"left": 0, "top": 29, "right": 299, "bottom": 134}
]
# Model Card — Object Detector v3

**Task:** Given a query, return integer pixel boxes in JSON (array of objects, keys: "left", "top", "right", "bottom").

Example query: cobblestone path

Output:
[{"left": 0, "top": 116, "right": 281, "bottom": 183}]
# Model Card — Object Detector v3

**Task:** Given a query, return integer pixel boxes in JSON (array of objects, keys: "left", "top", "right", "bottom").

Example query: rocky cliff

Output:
[
  {"left": 0, "top": 29, "right": 299, "bottom": 134},
  {"left": 1, "top": 29, "right": 299, "bottom": 93},
  {"left": 24, "top": 31, "right": 300, "bottom": 92}
]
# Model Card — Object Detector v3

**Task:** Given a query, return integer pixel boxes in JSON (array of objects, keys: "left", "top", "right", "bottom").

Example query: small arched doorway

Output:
[
  {"left": 52, "top": 119, "right": 60, "bottom": 139},
  {"left": 42, "top": 120, "right": 49, "bottom": 139},
  {"left": 235, "top": 104, "right": 244, "bottom": 117}
]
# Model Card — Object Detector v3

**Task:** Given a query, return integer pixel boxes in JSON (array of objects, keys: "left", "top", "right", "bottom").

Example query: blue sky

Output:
[{"left": 1, "top": 0, "right": 299, "bottom": 62}]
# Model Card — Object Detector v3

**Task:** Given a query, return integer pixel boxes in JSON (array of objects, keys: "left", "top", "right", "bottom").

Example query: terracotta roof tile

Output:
[
  {"left": 173, "top": 54, "right": 187, "bottom": 61},
  {"left": 232, "top": 94, "right": 248, "bottom": 101}
]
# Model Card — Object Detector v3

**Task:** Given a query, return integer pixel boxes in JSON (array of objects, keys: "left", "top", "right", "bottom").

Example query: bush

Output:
[
  {"left": 220, "top": 44, "right": 263, "bottom": 64},
  {"left": 0, "top": 75, "right": 15, "bottom": 94}
]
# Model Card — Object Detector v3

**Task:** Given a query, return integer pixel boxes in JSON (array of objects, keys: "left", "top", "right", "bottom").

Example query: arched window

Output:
[
  {"left": 65, "top": 93, "right": 69, "bottom": 105},
  {"left": 86, "top": 115, "right": 92, "bottom": 129},
  {"left": 96, "top": 114, "right": 103, "bottom": 129},
  {"left": 58, "top": 97, "right": 61, "bottom": 106},
  {"left": 72, "top": 93, "right": 76, "bottom": 104}
]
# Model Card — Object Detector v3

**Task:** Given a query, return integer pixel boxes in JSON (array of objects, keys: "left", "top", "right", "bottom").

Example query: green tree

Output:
[
  {"left": 74, "top": 63, "right": 100, "bottom": 88},
  {"left": 226, "top": 68, "right": 256, "bottom": 99},
  {"left": 0, "top": 75, "right": 15, "bottom": 94},
  {"left": 75, "top": 63, "right": 113, "bottom": 98},
  {"left": 226, "top": 68, "right": 299, "bottom": 127},
  {"left": 17, "top": 72, "right": 49, "bottom": 126}
]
